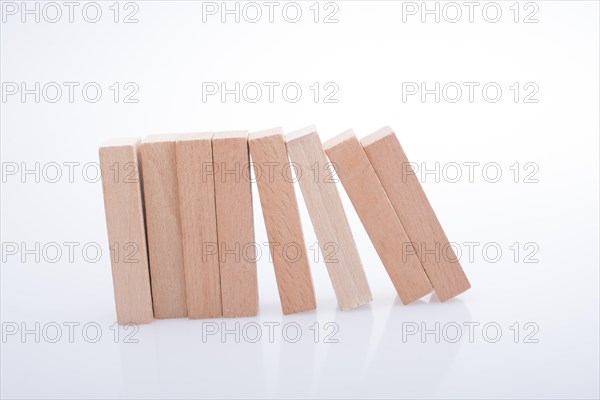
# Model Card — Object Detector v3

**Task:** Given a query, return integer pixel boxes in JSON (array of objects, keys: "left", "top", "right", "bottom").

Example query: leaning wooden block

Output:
[
  {"left": 286, "top": 126, "right": 372, "bottom": 311},
  {"left": 175, "top": 133, "right": 222, "bottom": 319},
  {"left": 212, "top": 131, "right": 258, "bottom": 317},
  {"left": 99, "top": 138, "right": 153, "bottom": 324},
  {"left": 139, "top": 135, "right": 187, "bottom": 318},
  {"left": 249, "top": 128, "right": 316, "bottom": 315},
  {"left": 361, "top": 126, "right": 471, "bottom": 302},
  {"left": 323, "top": 130, "right": 433, "bottom": 304}
]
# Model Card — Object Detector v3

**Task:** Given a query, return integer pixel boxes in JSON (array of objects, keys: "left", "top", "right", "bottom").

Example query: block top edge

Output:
[
  {"left": 285, "top": 125, "right": 318, "bottom": 143},
  {"left": 176, "top": 132, "right": 214, "bottom": 142},
  {"left": 248, "top": 127, "right": 283, "bottom": 141},
  {"left": 100, "top": 137, "right": 141, "bottom": 148},
  {"left": 360, "top": 126, "right": 395, "bottom": 147},
  {"left": 212, "top": 130, "right": 249, "bottom": 140},
  {"left": 142, "top": 134, "right": 180, "bottom": 144},
  {"left": 322, "top": 129, "right": 357, "bottom": 152}
]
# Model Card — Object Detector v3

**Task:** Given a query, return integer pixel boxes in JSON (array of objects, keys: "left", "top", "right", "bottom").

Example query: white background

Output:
[{"left": 1, "top": 1, "right": 599, "bottom": 398}]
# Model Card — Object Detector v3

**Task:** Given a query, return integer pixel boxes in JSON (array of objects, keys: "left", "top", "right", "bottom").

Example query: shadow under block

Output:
[
  {"left": 323, "top": 131, "right": 433, "bottom": 304},
  {"left": 175, "top": 133, "right": 222, "bottom": 319},
  {"left": 249, "top": 128, "right": 316, "bottom": 315},
  {"left": 212, "top": 131, "right": 258, "bottom": 317},
  {"left": 99, "top": 138, "right": 154, "bottom": 324},
  {"left": 139, "top": 135, "right": 188, "bottom": 318},
  {"left": 285, "top": 126, "right": 372, "bottom": 311},
  {"left": 361, "top": 126, "right": 471, "bottom": 302}
]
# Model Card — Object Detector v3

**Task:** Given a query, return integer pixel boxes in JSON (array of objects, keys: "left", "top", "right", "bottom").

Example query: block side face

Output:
[
  {"left": 175, "top": 139, "right": 223, "bottom": 318},
  {"left": 362, "top": 132, "right": 470, "bottom": 301},
  {"left": 99, "top": 143, "right": 153, "bottom": 324},
  {"left": 325, "top": 133, "right": 432, "bottom": 304},
  {"left": 286, "top": 130, "right": 372, "bottom": 310},
  {"left": 250, "top": 133, "right": 316, "bottom": 314},
  {"left": 212, "top": 136, "right": 258, "bottom": 317},
  {"left": 139, "top": 141, "right": 188, "bottom": 318}
]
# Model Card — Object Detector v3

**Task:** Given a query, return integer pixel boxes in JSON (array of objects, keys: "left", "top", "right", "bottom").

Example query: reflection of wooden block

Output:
[
  {"left": 286, "top": 126, "right": 372, "bottom": 311},
  {"left": 176, "top": 133, "right": 222, "bottom": 319},
  {"left": 99, "top": 138, "right": 154, "bottom": 324},
  {"left": 249, "top": 128, "right": 316, "bottom": 315},
  {"left": 212, "top": 131, "right": 258, "bottom": 317},
  {"left": 324, "top": 130, "right": 432, "bottom": 304},
  {"left": 139, "top": 135, "right": 187, "bottom": 318},
  {"left": 361, "top": 127, "right": 470, "bottom": 302}
]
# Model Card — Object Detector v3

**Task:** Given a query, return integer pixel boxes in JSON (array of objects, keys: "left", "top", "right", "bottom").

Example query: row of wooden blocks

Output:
[{"left": 99, "top": 126, "right": 470, "bottom": 324}]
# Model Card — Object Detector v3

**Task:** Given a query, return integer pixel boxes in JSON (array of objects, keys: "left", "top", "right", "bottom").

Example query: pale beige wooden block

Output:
[
  {"left": 285, "top": 126, "right": 372, "bottom": 311},
  {"left": 249, "top": 128, "right": 316, "bottom": 315},
  {"left": 99, "top": 138, "right": 153, "bottom": 324},
  {"left": 212, "top": 131, "right": 258, "bottom": 317},
  {"left": 175, "top": 133, "right": 222, "bottom": 319},
  {"left": 323, "top": 130, "right": 433, "bottom": 304},
  {"left": 139, "top": 135, "right": 187, "bottom": 318},
  {"left": 361, "top": 126, "right": 471, "bottom": 302}
]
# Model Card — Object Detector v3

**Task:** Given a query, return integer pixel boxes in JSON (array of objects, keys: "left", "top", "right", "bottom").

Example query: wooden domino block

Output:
[
  {"left": 212, "top": 131, "right": 258, "bottom": 317},
  {"left": 286, "top": 126, "right": 372, "bottom": 310},
  {"left": 175, "top": 133, "right": 222, "bottom": 319},
  {"left": 249, "top": 128, "right": 316, "bottom": 315},
  {"left": 323, "top": 130, "right": 433, "bottom": 304},
  {"left": 139, "top": 135, "right": 187, "bottom": 318},
  {"left": 99, "top": 138, "right": 153, "bottom": 324},
  {"left": 361, "top": 126, "right": 471, "bottom": 301}
]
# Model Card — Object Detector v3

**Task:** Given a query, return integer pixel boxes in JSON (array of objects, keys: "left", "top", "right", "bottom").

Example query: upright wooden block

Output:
[
  {"left": 286, "top": 126, "right": 372, "bottom": 311},
  {"left": 249, "top": 128, "right": 316, "bottom": 315},
  {"left": 212, "top": 131, "right": 258, "bottom": 317},
  {"left": 139, "top": 135, "right": 187, "bottom": 318},
  {"left": 323, "top": 130, "right": 433, "bottom": 304},
  {"left": 175, "top": 133, "right": 222, "bottom": 319},
  {"left": 361, "top": 126, "right": 471, "bottom": 302},
  {"left": 99, "top": 138, "right": 153, "bottom": 324}
]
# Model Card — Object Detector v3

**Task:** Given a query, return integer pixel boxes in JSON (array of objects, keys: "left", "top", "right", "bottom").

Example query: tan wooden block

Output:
[
  {"left": 285, "top": 126, "right": 372, "bottom": 311},
  {"left": 361, "top": 126, "right": 471, "bottom": 302},
  {"left": 212, "top": 131, "right": 258, "bottom": 317},
  {"left": 99, "top": 138, "right": 153, "bottom": 324},
  {"left": 323, "top": 130, "right": 433, "bottom": 304},
  {"left": 249, "top": 128, "right": 316, "bottom": 315},
  {"left": 175, "top": 133, "right": 222, "bottom": 319},
  {"left": 139, "top": 135, "right": 187, "bottom": 318}
]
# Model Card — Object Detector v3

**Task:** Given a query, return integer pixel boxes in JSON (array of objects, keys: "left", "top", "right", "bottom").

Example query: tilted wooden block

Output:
[
  {"left": 99, "top": 138, "right": 154, "bottom": 324},
  {"left": 212, "top": 131, "right": 258, "bottom": 317},
  {"left": 361, "top": 126, "right": 471, "bottom": 301},
  {"left": 139, "top": 135, "right": 187, "bottom": 318},
  {"left": 249, "top": 128, "right": 316, "bottom": 315},
  {"left": 286, "top": 126, "right": 372, "bottom": 310},
  {"left": 323, "top": 130, "right": 433, "bottom": 304},
  {"left": 175, "top": 133, "right": 222, "bottom": 319}
]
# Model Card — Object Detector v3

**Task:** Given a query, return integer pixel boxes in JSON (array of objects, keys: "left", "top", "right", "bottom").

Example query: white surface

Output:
[{"left": 1, "top": 1, "right": 599, "bottom": 399}]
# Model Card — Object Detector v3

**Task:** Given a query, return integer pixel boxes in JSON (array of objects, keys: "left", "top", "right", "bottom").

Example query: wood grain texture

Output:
[
  {"left": 249, "top": 128, "right": 316, "bottom": 315},
  {"left": 323, "top": 130, "right": 433, "bottom": 304},
  {"left": 285, "top": 126, "right": 372, "bottom": 311},
  {"left": 361, "top": 126, "right": 471, "bottom": 302},
  {"left": 139, "top": 135, "right": 187, "bottom": 318},
  {"left": 212, "top": 131, "right": 258, "bottom": 317},
  {"left": 175, "top": 133, "right": 222, "bottom": 319},
  {"left": 99, "top": 138, "right": 154, "bottom": 324}
]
